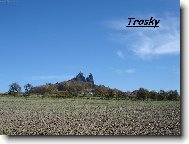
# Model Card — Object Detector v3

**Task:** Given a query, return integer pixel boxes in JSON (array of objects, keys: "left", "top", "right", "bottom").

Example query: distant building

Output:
[{"left": 88, "top": 92, "right": 93, "bottom": 96}]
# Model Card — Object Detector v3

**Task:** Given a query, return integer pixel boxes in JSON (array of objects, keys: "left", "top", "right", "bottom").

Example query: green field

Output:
[{"left": 0, "top": 96, "right": 180, "bottom": 135}]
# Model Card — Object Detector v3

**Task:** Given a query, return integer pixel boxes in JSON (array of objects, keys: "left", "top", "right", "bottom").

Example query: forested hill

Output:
[{"left": 5, "top": 71, "right": 180, "bottom": 101}]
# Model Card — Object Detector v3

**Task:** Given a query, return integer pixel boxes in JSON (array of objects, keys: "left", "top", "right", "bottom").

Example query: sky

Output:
[{"left": 0, "top": 0, "right": 180, "bottom": 93}]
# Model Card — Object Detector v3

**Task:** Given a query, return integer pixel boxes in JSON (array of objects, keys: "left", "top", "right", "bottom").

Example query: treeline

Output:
[
  {"left": 0, "top": 82, "right": 180, "bottom": 101},
  {"left": 91, "top": 86, "right": 179, "bottom": 101}
]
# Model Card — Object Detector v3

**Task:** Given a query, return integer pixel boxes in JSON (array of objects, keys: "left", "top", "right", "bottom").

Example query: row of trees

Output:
[
  {"left": 92, "top": 86, "right": 179, "bottom": 101},
  {"left": 134, "top": 88, "right": 179, "bottom": 101},
  {"left": 4, "top": 82, "right": 180, "bottom": 101},
  {"left": 7, "top": 82, "right": 33, "bottom": 96}
]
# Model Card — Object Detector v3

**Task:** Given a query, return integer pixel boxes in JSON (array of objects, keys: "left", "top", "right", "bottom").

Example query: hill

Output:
[
  {"left": 22, "top": 71, "right": 180, "bottom": 100},
  {"left": 29, "top": 71, "right": 124, "bottom": 98}
]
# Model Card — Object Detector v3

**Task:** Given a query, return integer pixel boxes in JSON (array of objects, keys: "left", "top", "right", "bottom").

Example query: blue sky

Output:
[{"left": 0, "top": 0, "right": 180, "bottom": 93}]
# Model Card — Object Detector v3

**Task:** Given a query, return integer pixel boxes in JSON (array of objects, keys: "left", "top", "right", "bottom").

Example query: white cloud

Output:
[
  {"left": 116, "top": 50, "right": 125, "bottom": 59},
  {"left": 115, "top": 69, "right": 136, "bottom": 74},
  {"left": 107, "top": 15, "right": 180, "bottom": 58}
]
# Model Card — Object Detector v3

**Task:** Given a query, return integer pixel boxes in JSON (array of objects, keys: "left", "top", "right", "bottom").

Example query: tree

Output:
[
  {"left": 106, "top": 89, "right": 114, "bottom": 99},
  {"left": 167, "top": 90, "right": 179, "bottom": 100},
  {"left": 24, "top": 83, "right": 33, "bottom": 96},
  {"left": 30, "top": 86, "right": 47, "bottom": 95},
  {"left": 149, "top": 90, "right": 158, "bottom": 100},
  {"left": 136, "top": 88, "right": 149, "bottom": 100},
  {"left": 157, "top": 90, "right": 166, "bottom": 100},
  {"left": 8, "top": 82, "right": 21, "bottom": 96}
]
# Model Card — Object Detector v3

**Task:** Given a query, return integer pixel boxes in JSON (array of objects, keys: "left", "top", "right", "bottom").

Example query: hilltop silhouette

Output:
[{"left": 19, "top": 71, "right": 179, "bottom": 101}]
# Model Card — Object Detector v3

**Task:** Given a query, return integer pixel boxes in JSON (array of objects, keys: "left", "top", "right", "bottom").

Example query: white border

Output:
[{"left": 0, "top": 0, "right": 188, "bottom": 144}]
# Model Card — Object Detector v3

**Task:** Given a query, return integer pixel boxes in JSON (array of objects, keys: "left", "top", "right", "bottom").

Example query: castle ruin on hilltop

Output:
[{"left": 72, "top": 71, "right": 94, "bottom": 85}]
